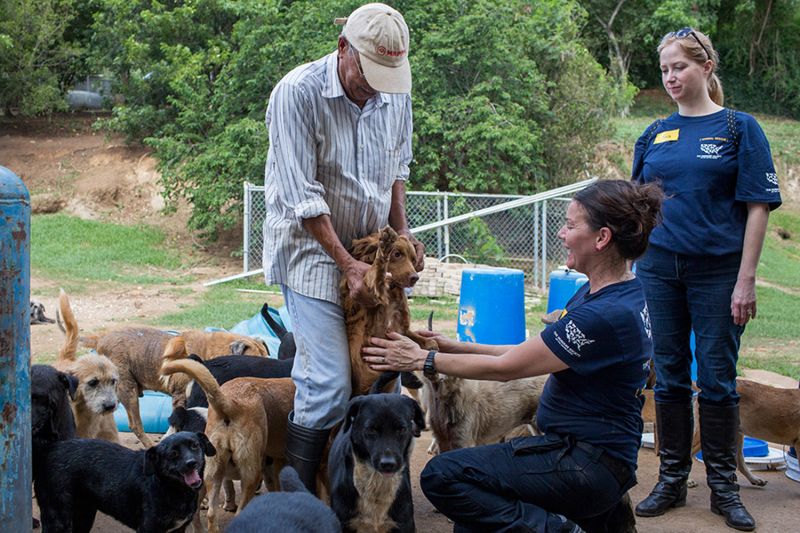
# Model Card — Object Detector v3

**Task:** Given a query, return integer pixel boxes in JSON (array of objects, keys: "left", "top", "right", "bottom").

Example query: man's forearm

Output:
[
  {"left": 302, "top": 215, "right": 354, "bottom": 271},
  {"left": 388, "top": 180, "right": 410, "bottom": 235}
]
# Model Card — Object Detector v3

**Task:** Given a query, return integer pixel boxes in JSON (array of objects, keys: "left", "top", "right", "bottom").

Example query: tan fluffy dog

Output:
[
  {"left": 160, "top": 359, "right": 294, "bottom": 533},
  {"left": 54, "top": 289, "right": 120, "bottom": 441},
  {"left": 423, "top": 371, "right": 549, "bottom": 454},
  {"left": 689, "top": 378, "right": 800, "bottom": 487},
  {"left": 342, "top": 226, "right": 437, "bottom": 396},
  {"left": 59, "top": 290, "right": 269, "bottom": 448}
]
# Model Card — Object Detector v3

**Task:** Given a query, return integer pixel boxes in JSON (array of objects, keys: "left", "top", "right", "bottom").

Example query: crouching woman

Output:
[{"left": 363, "top": 180, "right": 663, "bottom": 532}]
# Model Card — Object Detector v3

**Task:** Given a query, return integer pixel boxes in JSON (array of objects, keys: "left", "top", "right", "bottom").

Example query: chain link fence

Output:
[{"left": 242, "top": 179, "right": 595, "bottom": 293}]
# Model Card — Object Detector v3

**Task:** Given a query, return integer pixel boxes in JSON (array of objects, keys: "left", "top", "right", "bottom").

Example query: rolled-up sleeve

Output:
[
  {"left": 267, "top": 81, "right": 330, "bottom": 221},
  {"left": 395, "top": 96, "right": 412, "bottom": 181}
]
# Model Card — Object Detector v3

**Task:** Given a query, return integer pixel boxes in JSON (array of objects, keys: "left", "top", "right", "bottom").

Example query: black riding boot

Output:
[
  {"left": 635, "top": 401, "right": 693, "bottom": 517},
  {"left": 285, "top": 411, "right": 331, "bottom": 495},
  {"left": 700, "top": 403, "right": 756, "bottom": 531}
]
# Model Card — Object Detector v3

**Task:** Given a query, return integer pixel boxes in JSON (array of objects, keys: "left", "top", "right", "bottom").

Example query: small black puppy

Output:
[
  {"left": 328, "top": 385, "right": 425, "bottom": 533},
  {"left": 31, "top": 364, "right": 77, "bottom": 529},
  {"left": 37, "top": 431, "right": 215, "bottom": 533},
  {"left": 261, "top": 303, "right": 296, "bottom": 360},
  {"left": 182, "top": 353, "right": 293, "bottom": 409},
  {"left": 227, "top": 466, "right": 340, "bottom": 533}
]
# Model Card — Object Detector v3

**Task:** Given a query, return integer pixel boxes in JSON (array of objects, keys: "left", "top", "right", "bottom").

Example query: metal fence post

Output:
[
  {"left": 541, "top": 199, "right": 548, "bottom": 292},
  {"left": 443, "top": 192, "right": 450, "bottom": 262},
  {"left": 0, "top": 165, "right": 32, "bottom": 532},
  {"left": 243, "top": 182, "right": 251, "bottom": 272},
  {"left": 533, "top": 202, "right": 540, "bottom": 291},
  {"left": 436, "top": 195, "right": 443, "bottom": 259}
]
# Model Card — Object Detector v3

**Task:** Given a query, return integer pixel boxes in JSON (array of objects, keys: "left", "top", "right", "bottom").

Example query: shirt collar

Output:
[{"left": 322, "top": 51, "right": 389, "bottom": 108}]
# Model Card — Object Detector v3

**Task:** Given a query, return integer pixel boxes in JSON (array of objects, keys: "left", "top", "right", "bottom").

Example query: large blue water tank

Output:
[
  {"left": 546, "top": 269, "right": 588, "bottom": 313},
  {"left": 457, "top": 268, "right": 526, "bottom": 344}
]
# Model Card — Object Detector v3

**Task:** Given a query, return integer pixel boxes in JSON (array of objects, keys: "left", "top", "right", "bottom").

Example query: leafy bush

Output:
[{"left": 86, "top": 0, "right": 627, "bottom": 237}]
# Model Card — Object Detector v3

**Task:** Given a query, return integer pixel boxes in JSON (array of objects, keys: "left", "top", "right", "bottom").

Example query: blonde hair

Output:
[{"left": 658, "top": 29, "right": 724, "bottom": 106}]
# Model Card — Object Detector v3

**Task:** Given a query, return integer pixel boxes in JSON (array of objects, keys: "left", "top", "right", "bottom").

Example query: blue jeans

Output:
[
  {"left": 281, "top": 285, "right": 352, "bottom": 430},
  {"left": 636, "top": 246, "right": 744, "bottom": 406},
  {"left": 421, "top": 434, "right": 634, "bottom": 532}
]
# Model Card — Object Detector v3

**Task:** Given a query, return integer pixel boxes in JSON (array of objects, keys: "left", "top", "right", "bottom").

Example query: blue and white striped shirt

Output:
[{"left": 262, "top": 52, "right": 413, "bottom": 304}]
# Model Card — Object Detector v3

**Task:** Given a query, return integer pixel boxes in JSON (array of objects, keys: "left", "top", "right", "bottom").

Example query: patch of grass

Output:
[
  {"left": 152, "top": 280, "right": 283, "bottom": 330},
  {"left": 738, "top": 352, "right": 800, "bottom": 382},
  {"left": 31, "top": 214, "right": 187, "bottom": 287},
  {"left": 742, "top": 286, "right": 800, "bottom": 339}
]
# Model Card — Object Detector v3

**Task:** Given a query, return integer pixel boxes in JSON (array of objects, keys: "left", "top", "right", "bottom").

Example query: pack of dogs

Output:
[{"left": 29, "top": 227, "right": 800, "bottom": 532}]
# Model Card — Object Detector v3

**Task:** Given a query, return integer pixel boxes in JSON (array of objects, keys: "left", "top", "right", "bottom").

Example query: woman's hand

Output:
[
  {"left": 362, "top": 332, "right": 427, "bottom": 372},
  {"left": 416, "top": 329, "right": 458, "bottom": 353},
  {"left": 731, "top": 276, "right": 757, "bottom": 326}
]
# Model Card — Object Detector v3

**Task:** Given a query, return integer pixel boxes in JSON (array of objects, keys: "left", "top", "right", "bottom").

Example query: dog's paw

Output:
[
  {"left": 427, "top": 439, "right": 440, "bottom": 456},
  {"left": 748, "top": 476, "right": 768, "bottom": 487},
  {"left": 223, "top": 502, "right": 238, "bottom": 512},
  {"left": 379, "top": 226, "right": 398, "bottom": 256},
  {"left": 687, "top": 479, "right": 698, "bottom": 489}
]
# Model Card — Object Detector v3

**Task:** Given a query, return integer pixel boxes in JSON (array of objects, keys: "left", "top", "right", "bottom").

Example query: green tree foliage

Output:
[
  {"left": 0, "top": 0, "right": 78, "bottom": 115},
  {"left": 85, "top": 0, "right": 627, "bottom": 236}
]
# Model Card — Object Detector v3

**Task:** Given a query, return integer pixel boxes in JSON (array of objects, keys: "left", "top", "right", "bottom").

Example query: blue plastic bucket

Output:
[
  {"left": 546, "top": 269, "right": 588, "bottom": 313},
  {"left": 114, "top": 391, "right": 173, "bottom": 434},
  {"left": 697, "top": 436, "right": 769, "bottom": 461},
  {"left": 457, "top": 268, "right": 525, "bottom": 344}
]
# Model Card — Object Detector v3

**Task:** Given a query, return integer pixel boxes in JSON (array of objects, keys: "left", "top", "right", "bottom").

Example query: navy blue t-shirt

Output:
[
  {"left": 632, "top": 109, "right": 781, "bottom": 256},
  {"left": 538, "top": 278, "right": 652, "bottom": 469}
]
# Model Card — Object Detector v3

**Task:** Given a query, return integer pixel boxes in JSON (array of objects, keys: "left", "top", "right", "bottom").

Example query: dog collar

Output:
[{"left": 423, "top": 350, "right": 438, "bottom": 379}]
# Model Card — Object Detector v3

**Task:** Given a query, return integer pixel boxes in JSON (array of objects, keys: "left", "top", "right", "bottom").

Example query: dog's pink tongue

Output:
[{"left": 183, "top": 469, "right": 201, "bottom": 488}]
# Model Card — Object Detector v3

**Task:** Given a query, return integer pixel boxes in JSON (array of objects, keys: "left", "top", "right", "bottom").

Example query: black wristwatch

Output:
[{"left": 423, "top": 350, "right": 438, "bottom": 379}]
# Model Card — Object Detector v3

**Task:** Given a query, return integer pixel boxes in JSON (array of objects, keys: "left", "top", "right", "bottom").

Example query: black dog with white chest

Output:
[
  {"left": 36, "top": 431, "right": 215, "bottom": 533},
  {"left": 328, "top": 376, "right": 425, "bottom": 533}
]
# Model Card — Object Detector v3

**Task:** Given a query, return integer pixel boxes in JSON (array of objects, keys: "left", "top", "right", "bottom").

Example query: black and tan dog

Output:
[
  {"left": 36, "top": 431, "right": 215, "bottom": 533},
  {"left": 328, "top": 374, "right": 425, "bottom": 533}
]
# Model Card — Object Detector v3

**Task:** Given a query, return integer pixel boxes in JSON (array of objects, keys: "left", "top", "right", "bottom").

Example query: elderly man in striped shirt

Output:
[{"left": 262, "top": 2, "right": 424, "bottom": 492}]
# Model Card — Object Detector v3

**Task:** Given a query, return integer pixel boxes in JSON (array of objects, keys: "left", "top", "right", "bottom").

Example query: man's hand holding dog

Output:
[
  {"left": 363, "top": 332, "right": 426, "bottom": 372},
  {"left": 344, "top": 259, "right": 380, "bottom": 307}
]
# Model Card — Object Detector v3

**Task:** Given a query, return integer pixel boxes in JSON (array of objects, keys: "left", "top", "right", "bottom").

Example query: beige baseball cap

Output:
[{"left": 335, "top": 3, "right": 411, "bottom": 93}]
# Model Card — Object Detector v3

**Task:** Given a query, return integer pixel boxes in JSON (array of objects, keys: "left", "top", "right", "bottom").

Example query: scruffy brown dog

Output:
[
  {"left": 59, "top": 289, "right": 269, "bottom": 448},
  {"left": 342, "top": 226, "right": 437, "bottom": 396},
  {"left": 161, "top": 358, "right": 295, "bottom": 533},
  {"left": 54, "top": 289, "right": 120, "bottom": 442}
]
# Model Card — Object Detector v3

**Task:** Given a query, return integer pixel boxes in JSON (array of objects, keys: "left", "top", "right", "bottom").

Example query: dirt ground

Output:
[
  {"left": 6, "top": 115, "right": 800, "bottom": 532},
  {"left": 29, "top": 424, "right": 800, "bottom": 533}
]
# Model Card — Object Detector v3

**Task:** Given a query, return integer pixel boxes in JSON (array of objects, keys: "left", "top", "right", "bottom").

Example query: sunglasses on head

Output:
[{"left": 668, "top": 27, "right": 712, "bottom": 60}]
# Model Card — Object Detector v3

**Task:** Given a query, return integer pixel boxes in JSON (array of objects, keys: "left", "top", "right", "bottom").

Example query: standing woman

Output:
[
  {"left": 363, "top": 180, "right": 663, "bottom": 532},
  {"left": 632, "top": 28, "right": 782, "bottom": 531}
]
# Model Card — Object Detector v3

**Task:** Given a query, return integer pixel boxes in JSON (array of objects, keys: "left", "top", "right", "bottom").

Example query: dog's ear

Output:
[
  {"left": 349, "top": 236, "right": 379, "bottom": 264},
  {"left": 404, "top": 396, "right": 426, "bottom": 437},
  {"left": 144, "top": 446, "right": 160, "bottom": 476},
  {"left": 195, "top": 432, "right": 216, "bottom": 457},
  {"left": 168, "top": 406, "right": 187, "bottom": 431},
  {"left": 59, "top": 371, "right": 79, "bottom": 401},
  {"left": 342, "top": 396, "right": 366, "bottom": 433}
]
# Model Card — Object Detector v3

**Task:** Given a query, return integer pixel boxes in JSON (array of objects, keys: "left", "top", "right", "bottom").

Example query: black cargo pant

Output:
[{"left": 421, "top": 434, "right": 636, "bottom": 533}]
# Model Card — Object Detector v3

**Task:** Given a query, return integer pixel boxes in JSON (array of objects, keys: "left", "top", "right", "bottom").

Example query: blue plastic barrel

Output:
[
  {"left": 546, "top": 269, "right": 588, "bottom": 313},
  {"left": 114, "top": 391, "right": 173, "bottom": 434},
  {"left": 457, "top": 268, "right": 525, "bottom": 344}
]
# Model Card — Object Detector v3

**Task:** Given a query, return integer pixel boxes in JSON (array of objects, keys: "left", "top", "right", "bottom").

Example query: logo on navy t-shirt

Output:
[
  {"left": 697, "top": 137, "right": 726, "bottom": 159},
  {"left": 640, "top": 303, "right": 652, "bottom": 339},
  {"left": 565, "top": 320, "right": 595, "bottom": 351}
]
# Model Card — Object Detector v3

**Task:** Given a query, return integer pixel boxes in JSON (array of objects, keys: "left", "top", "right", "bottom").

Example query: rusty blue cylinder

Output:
[{"left": 0, "top": 165, "right": 31, "bottom": 531}]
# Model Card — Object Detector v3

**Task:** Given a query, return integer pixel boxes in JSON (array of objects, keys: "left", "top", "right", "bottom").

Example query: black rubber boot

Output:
[
  {"left": 284, "top": 411, "right": 331, "bottom": 495},
  {"left": 635, "top": 401, "right": 693, "bottom": 517},
  {"left": 700, "top": 403, "right": 756, "bottom": 532}
]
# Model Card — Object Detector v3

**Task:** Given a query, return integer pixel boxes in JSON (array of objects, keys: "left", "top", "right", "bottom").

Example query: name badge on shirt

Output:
[{"left": 654, "top": 129, "right": 680, "bottom": 144}]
